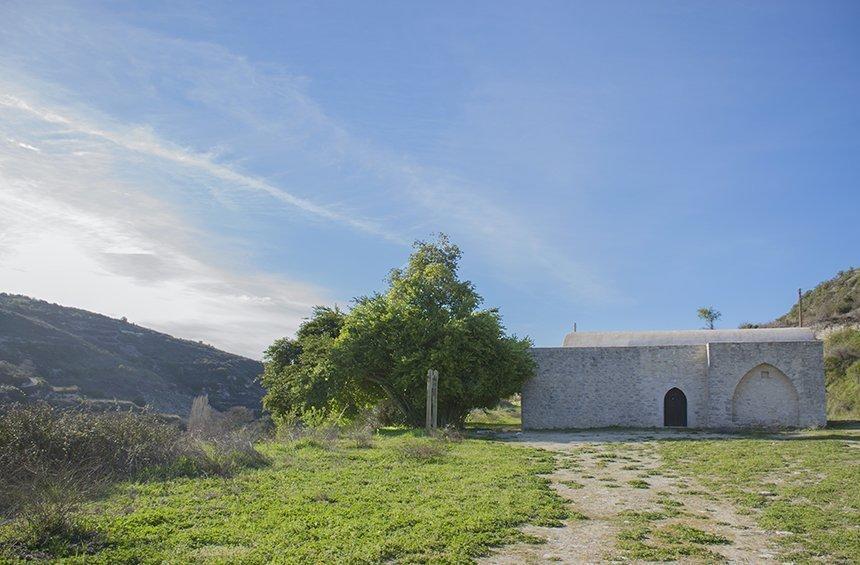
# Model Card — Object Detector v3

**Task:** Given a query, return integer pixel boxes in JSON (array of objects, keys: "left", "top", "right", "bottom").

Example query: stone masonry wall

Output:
[
  {"left": 706, "top": 341, "right": 826, "bottom": 428},
  {"left": 523, "top": 340, "right": 826, "bottom": 430},
  {"left": 523, "top": 345, "right": 708, "bottom": 430}
]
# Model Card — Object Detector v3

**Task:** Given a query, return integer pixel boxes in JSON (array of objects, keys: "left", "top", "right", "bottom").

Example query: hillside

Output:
[
  {"left": 0, "top": 294, "right": 263, "bottom": 416},
  {"left": 764, "top": 268, "right": 859, "bottom": 420},
  {"left": 769, "top": 268, "right": 860, "bottom": 329}
]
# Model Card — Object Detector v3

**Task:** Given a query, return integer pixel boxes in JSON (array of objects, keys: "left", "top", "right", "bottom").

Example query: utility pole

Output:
[
  {"left": 573, "top": 322, "right": 577, "bottom": 333},
  {"left": 798, "top": 288, "right": 803, "bottom": 327}
]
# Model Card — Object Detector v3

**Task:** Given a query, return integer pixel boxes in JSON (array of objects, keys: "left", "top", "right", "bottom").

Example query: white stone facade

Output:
[{"left": 522, "top": 328, "right": 826, "bottom": 430}]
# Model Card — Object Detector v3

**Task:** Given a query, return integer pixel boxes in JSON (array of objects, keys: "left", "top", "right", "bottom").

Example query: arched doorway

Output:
[{"left": 664, "top": 388, "right": 687, "bottom": 427}]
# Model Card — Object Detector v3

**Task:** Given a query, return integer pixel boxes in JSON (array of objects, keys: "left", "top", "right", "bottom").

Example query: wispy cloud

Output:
[
  {"left": 0, "top": 93, "right": 404, "bottom": 244},
  {"left": 0, "top": 100, "right": 330, "bottom": 358},
  {"left": 0, "top": 1, "right": 618, "bottom": 355}
]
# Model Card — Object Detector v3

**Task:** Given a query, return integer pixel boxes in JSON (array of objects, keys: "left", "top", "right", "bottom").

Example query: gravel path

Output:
[{"left": 479, "top": 430, "right": 780, "bottom": 564}]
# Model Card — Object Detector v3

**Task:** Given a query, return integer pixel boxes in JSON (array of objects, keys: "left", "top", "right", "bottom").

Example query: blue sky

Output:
[{"left": 1, "top": 1, "right": 858, "bottom": 358}]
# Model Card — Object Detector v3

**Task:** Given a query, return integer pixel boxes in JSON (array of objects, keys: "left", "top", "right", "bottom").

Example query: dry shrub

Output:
[
  {"left": 0, "top": 400, "right": 269, "bottom": 554},
  {"left": 277, "top": 424, "right": 340, "bottom": 449},
  {"left": 0, "top": 403, "right": 182, "bottom": 553},
  {"left": 344, "top": 408, "right": 381, "bottom": 448},
  {"left": 5, "top": 460, "right": 106, "bottom": 552},
  {"left": 398, "top": 440, "right": 447, "bottom": 462},
  {"left": 273, "top": 408, "right": 343, "bottom": 449},
  {"left": 433, "top": 425, "right": 464, "bottom": 443},
  {"left": 182, "top": 395, "right": 269, "bottom": 476}
]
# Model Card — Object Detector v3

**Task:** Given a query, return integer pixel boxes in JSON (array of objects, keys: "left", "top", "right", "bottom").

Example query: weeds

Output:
[
  {"left": 398, "top": 440, "right": 448, "bottom": 462},
  {"left": 0, "top": 399, "right": 269, "bottom": 558}
]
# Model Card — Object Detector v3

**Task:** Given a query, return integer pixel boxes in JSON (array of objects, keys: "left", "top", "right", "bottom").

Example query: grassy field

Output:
[
  {"left": 1, "top": 431, "right": 567, "bottom": 563},
  {"left": 658, "top": 426, "right": 860, "bottom": 563}
]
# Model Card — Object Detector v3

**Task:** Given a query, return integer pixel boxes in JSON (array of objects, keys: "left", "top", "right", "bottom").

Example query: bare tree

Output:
[{"left": 697, "top": 307, "right": 722, "bottom": 330}]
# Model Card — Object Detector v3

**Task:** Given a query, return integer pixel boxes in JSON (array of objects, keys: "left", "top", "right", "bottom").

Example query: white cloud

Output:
[
  {"left": 0, "top": 1, "right": 620, "bottom": 359},
  {"left": 0, "top": 111, "right": 329, "bottom": 358},
  {"left": 5, "top": 137, "right": 40, "bottom": 152},
  {"left": 0, "top": 93, "right": 404, "bottom": 244}
]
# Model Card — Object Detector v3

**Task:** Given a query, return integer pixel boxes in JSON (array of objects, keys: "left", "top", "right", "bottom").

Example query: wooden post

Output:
[
  {"left": 426, "top": 369, "right": 433, "bottom": 432},
  {"left": 798, "top": 288, "right": 803, "bottom": 327},
  {"left": 431, "top": 369, "right": 438, "bottom": 430},
  {"left": 426, "top": 369, "right": 439, "bottom": 433}
]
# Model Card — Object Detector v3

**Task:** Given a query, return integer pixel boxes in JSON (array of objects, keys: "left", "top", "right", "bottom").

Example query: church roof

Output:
[{"left": 561, "top": 328, "right": 816, "bottom": 347}]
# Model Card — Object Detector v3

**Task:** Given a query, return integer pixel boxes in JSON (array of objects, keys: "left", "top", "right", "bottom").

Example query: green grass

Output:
[
  {"left": 465, "top": 397, "right": 521, "bottom": 430},
  {"left": 658, "top": 428, "right": 860, "bottom": 563},
  {"left": 0, "top": 432, "right": 568, "bottom": 563},
  {"left": 627, "top": 479, "right": 650, "bottom": 489},
  {"left": 614, "top": 511, "right": 727, "bottom": 561}
]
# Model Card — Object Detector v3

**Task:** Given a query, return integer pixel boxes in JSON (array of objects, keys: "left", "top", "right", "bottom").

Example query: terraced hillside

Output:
[{"left": 0, "top": 294, "right": 263, "bottom": 416}]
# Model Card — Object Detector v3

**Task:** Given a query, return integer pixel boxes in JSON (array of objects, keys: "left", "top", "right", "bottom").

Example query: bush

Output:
[
  {"left": 0, "top": 404, "right": 182, "bottom": 492},
  {"left": 432, "top": 425, "right": 463, "bottom": 443},
  {"left": 398, "top": 440, "right": 448, "bottom": 462},
  {"left": 0, "top": 404, "right": 183, "bottom": 553},
  {"left": 7, "top": 460, "right": 105, "bottom": 553},
  {"left": 181, "top": 396, "right": 270, "bottom": 476},
  {"left": 0, "top": 401, "right": 269, "bottom": 555},
  {"left": 343, "top": 408, "right": 382, "bottom": 448}
]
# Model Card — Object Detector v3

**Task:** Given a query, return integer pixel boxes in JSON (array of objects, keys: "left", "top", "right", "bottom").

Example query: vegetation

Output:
[
  {"left": 696, "top": 306, "right": 721, "bottom": 330},
  {"left": 0, "top": 400, "right": 268, "bottom": 558},
  {"left": 0, "top": 294, "right": 263, "bottom": 416},
  {"left": 823, "top": 328, "right": 860, "bottom": 420},
  {"left": 260, "top": 306, "right": 368, "bottom": 422},
  {"left": 658, "top": 428, "right": 860, "bottom": 563},
  {"left": 745, "top": 267, "right": 860, "bottom": 420},
  {"left": 262, "top": 235, "right": 535, "bottom": 428},
  {"left": 772, "top": 267, "right": 859, "bottom": 328},
  {"left": 465, "top": 396, "right": 522, "bottom": 430},
  {"left": 0, "top": 431, "right": 569, "bottom": 563}
]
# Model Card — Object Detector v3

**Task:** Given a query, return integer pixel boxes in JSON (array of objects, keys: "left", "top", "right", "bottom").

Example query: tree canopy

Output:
[
  {"left": 261, "top": 235, "right": 534, "bottom": 427},
  {"left": 697, "top": 307, "right": 722, "bottom": 330}
]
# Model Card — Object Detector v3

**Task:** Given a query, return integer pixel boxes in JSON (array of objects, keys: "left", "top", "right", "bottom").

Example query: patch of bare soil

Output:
[{"left": 479, "top": 430, "right": 780, "bottom": 564}]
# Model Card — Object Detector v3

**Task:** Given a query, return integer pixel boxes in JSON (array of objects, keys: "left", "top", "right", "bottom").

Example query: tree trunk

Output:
[{"left": 366, "top": 376, "right": 420, "bottom": 426}]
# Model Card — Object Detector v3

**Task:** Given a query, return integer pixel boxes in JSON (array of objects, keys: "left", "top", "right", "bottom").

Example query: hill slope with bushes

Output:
[
  {"left": 770, "top": 268, "right": 859, "bottom": 329},
  {"left": 765, "top": 268, "right": 859, "bottom": 420},
  {"left": 0, "top": 294, "right": 263, "bottom": 415}
]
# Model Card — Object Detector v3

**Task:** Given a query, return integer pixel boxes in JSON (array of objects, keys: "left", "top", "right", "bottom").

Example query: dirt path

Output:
[{"left": 479, "top": 430, "right": 780, "bottom": 564}]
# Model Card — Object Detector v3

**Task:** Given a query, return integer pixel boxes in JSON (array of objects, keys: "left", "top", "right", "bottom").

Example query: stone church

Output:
[{"left": 522, "top": 328, "right": 826, "bottom": 430}]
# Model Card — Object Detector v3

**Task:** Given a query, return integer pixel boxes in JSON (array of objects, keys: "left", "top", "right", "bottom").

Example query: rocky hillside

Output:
[{"left": 0, "top": 294, "right": 263, "bottom": 416}]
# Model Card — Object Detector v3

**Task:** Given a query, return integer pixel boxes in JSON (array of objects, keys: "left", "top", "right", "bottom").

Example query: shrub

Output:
[
  {"left": 0, "top": 401, "right": 269, "bottom": 555},
  {"left": 6, "top": 460, "right": 105, "bottom": 552},
  {"left": 0, "top": 404, "right": 184, "bottom": 552},
  {"left": 343, "top": 408, "right": 381, "bottom": 448},
  {"left": 433, "top": 425, "right": 463, "bottom": 443},
  {"left": 397, "top": 440, "right": 447, "bottom": 462},
  {"left": 183, "top": 396, "right": 270, "bottom": 475}
]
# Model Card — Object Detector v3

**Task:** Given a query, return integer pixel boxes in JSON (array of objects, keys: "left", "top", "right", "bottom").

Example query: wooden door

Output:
[{"left": 664, "top": 387, "right": 687, "bottom": 427}]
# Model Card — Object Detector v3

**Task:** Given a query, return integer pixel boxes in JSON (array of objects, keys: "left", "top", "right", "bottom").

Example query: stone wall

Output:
[
  {"left": 731, "top": 363, "right": 799, "bottom": 427},
  {"left": 706, "top": 341, "right": 826, "bottom": 428},
  {"left": 523, "top": 340, "right": 826, "bottom": 430},
  {"left": 523, "top": 345, "right": 708, "bottom": 429}
]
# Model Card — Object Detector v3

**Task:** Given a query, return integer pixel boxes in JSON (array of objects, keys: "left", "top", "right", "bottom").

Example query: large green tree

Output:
[
  {"left": 261, "top": 306, "right": 369, "bottom": 422},
  {"left": 261, "top": 235, "right": 535, "bottom": 428}
]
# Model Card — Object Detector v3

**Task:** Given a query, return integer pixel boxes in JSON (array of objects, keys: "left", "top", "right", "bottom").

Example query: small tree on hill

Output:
[{"left": 697, "top": 307, "right": 722, "bottom": 330}]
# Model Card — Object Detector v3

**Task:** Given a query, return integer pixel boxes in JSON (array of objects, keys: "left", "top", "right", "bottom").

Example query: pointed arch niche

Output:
[{"left": 732, "top": 363, "right": 800, "bottom": 428}]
